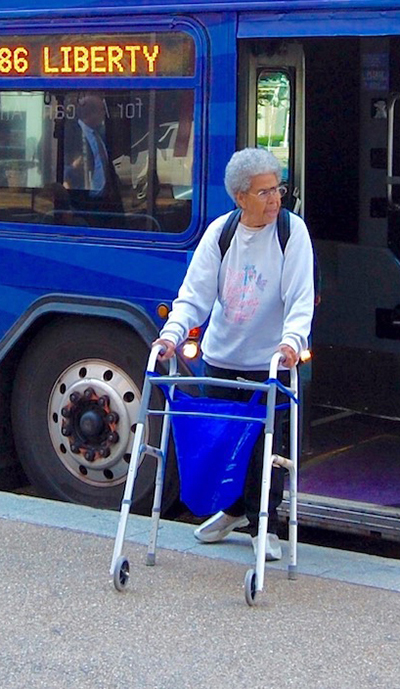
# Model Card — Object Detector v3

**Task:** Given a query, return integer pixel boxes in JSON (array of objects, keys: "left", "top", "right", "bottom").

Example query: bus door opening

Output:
[{"left": 240, "top": 36, "right": 400, "bottom": 536}]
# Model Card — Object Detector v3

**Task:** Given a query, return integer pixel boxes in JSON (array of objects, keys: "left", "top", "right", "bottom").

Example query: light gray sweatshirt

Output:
[{"left": 160, "top": 211, "right": 315, "bottom": 370}]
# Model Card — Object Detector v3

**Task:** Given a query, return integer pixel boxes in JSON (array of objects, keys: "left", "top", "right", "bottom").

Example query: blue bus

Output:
[{"left": 0, "top": 0, "right": 400, "bottom": 538}]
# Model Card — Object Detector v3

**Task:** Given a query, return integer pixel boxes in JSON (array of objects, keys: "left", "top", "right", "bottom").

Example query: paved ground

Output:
[{"left": 1, "top": 492, "right": 400, "bottom": 689}]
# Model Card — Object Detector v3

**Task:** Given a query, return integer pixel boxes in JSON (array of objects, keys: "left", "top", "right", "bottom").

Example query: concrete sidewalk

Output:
[{"left": 1, "top": 492, "right": 400, "bottom": 689}]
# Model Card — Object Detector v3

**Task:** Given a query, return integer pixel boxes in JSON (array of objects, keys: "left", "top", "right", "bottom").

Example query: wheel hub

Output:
[
  {"left": 60, "top": 387, "right": 120, "bottom": 461},
  {"left": 48, "top": 359, "right": 145, "bottom": 487},
  {"left": 79, "top": 409, "right": 105, "bottom": 439}
]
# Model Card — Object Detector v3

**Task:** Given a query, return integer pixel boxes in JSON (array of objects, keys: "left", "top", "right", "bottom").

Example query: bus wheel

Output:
[{"left": 11, "top": 317, "right": 179, "bottom": 513}]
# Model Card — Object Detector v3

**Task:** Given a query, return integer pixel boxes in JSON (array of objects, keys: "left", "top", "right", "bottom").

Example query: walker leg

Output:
[
  {"left": 246, "top": 378, "right": 278, "bottom": 603},
  {"left": 244, "top": 427, "right": 274, "bottom": 606},
  {"left": 288, "top": 375, "right": 298, "bottom": 581},
  {"left": 146, "top": 406, "right": 171, "bottom": 566},
  {"left": 110, "top": 422, "right": 145, "bottom": 578},
  {"left": 287, "top": 460, "right": 298, "bottom": 579},
  {"left": 146, "top": 453, "right": 165, "bottom": 566},
  {"left": 254, "top": 433, "right": 274, "bottom": 596}
]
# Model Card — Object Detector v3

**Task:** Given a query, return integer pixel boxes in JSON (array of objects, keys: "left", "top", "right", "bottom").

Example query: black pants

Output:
[{"left": 204, "top": 362, "right": 289, "bottom": 537}]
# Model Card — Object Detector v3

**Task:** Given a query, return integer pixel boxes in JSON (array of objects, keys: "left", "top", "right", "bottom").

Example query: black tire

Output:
[
  {"left": 244, "top": 568, "right": 257, "bottom": 606},
  {"left": 11, "top": 316, "right": 179, "bottom": 513},
  {"left": 113, "top": 556, "right": 130, "bottom": 591}
]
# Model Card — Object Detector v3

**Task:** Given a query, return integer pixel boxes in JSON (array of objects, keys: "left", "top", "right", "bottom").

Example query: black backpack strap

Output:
[
  {"left": 218, "top": 208, "right": 242, "bottom": 260},
  {"left": 219, "top": 206, "right": 292, "bottom": 259},
  {"left": 277, "top": 208, "right": 290, "bottom": 253}
]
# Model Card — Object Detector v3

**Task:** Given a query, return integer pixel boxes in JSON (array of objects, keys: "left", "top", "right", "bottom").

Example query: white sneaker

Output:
[
  {"left": 252, "top": 533, "right": 282, "bottom": 561},
  {"left": 194, "top": 511, "right": 249, "bottom": 543}
]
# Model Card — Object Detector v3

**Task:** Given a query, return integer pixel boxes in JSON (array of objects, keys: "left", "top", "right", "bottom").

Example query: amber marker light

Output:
[
  {"left": 182, "top": 341, "right": 199, "bottom": 359},
  {"left": 300, "top": 349, "right": 312, "bottom": 363},
  {"left": 157, "top": 303, "right": 170, "bottom": 319}
]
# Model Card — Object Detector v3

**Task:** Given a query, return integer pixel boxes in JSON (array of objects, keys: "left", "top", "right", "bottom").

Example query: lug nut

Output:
[
  {"left": 99, "top": 447, "right": 111, "bottom": 458},
  {"left": 84, "top": 449, "right": 95, "bottom": 462},
  {"left": 61, "top": 407, "right": 71, "bottom": 418},
  {"left": 98, "top": 395, "right": 110, "bottom": 408},
  {"left": 84, "top": 387, "right": 95, "bottom": 400},
  {"left": 61, "top": 424, "right": 72, "bottom": 437},
  {"left": 106, "top": 412, "right": 119, "bottom": 425},
  {"left": 70, "top": 443, "right": 81, "bottom": 454},
  {"left": 107, "top": 431, "right": 119, "bottom": 444},
  {"left": 70, "top": 392, "right": 81, "bottom": 404}
]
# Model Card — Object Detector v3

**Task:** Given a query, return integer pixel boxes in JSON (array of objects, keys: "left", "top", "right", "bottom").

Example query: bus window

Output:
[
  {"left": 256, "top": 71, "right": 291, "bottom": 185},
  {"left": 0, "top": 89, "right": 194, "bottom": 233}
]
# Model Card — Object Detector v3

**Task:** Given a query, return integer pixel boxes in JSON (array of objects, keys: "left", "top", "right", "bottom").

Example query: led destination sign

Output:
[{"left": 0, "top": 33, "right": 194, "bottom": 77}]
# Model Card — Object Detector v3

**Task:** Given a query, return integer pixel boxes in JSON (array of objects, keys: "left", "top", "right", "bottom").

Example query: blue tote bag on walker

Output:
[{"left": 169, "top": 390, "right": 267, "bottom": 516}]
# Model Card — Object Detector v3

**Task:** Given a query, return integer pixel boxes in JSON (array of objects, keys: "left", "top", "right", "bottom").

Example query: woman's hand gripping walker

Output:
[
  {"left": 110, "top": 343, "right": 176, "bottom": 591},
  {"left": 244, "top": 350, "right": 299, "bottom": 606}
]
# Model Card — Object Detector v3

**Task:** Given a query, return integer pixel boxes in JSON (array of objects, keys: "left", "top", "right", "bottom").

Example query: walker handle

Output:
[
  {"left": 269, "top": 351, "right": 285, "bottom": 378},
  {"left": 274, "top": 350, "right": 300, "bottom": 395},
  {"left": 148, "top": 344, "right": 177, "bottom": 375},
  {"left": 270, "top": 350, "right": 298, "bottom": 391}
]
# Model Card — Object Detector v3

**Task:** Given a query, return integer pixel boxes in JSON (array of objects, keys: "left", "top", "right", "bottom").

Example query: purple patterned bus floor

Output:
[{"left": 298, "top": 433, "right": 400, "bottom": 506}]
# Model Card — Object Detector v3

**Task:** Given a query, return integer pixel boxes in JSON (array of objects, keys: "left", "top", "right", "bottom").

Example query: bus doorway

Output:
[{"left": 239, "top": 35, "right": 400, "bottom": 540}]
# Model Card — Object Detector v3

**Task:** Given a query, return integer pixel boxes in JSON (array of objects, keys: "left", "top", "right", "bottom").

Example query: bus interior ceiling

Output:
[{"left": 297, "top": 36, "right": 400, "bottom": 510}]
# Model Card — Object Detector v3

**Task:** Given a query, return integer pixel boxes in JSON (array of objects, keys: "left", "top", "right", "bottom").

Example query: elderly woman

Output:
[{"left": 154, "top": 147, "right": 314, "bottom": 560}]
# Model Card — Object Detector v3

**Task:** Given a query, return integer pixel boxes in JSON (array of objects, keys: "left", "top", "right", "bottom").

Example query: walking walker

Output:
[{"left": 110, "top": 345, "right": 299, "bottom": 606}]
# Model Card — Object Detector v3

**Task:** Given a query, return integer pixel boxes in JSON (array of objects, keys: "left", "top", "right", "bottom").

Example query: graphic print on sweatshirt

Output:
[{"left": 222, "top": 264, "right": 268, "bottom": 324}]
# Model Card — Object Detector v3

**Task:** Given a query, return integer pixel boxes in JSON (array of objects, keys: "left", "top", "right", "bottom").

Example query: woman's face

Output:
[{"left": 236, "top": 173, "right": 282, "bottom": 228}]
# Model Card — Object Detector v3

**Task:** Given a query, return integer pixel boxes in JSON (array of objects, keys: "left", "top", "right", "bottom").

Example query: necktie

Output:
[{"left": 93, "top": 129, "right": 111, "bottom": 187}]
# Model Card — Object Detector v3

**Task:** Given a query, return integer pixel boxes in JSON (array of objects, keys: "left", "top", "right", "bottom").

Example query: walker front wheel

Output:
[
  {"left": 244, "top": 568, "right": 257, "bottom": 606},
  {"left": 113, "top": 556, "right": 130, "bottom": 591}
]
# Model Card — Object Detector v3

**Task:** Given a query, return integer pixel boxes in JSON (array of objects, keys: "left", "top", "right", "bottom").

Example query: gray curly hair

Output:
[{"left": 224, "top": 147, "right": 282, "bottom": 202}]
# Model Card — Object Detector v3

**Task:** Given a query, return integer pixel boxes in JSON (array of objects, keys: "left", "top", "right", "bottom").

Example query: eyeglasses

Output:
[{"left": 247, "top": 185, "right": 287, "bottom": 200}]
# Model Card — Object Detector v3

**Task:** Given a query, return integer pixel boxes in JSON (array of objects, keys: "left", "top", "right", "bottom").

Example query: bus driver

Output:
[{"left": 63, "top": 93, "right": 124, "bottom": 227}]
